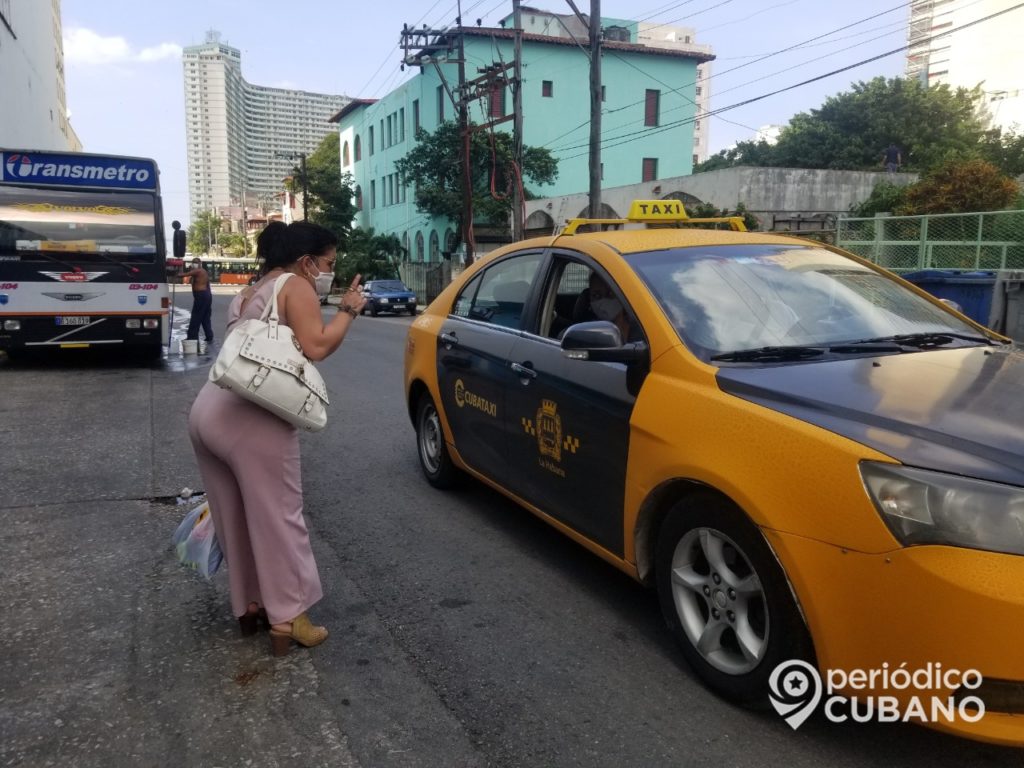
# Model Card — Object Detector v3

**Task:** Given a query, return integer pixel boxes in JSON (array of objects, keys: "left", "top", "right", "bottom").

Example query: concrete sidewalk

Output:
[{"left": 0, "top": 306, "right": 480, "bottom": 768}]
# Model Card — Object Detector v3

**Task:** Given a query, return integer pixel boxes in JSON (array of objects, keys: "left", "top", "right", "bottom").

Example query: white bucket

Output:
[{"left": 181, "top": 339, "right": 198, "bottom": 355}]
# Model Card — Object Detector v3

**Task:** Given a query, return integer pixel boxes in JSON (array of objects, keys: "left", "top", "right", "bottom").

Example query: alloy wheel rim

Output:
[{"left": 670, "top": 526, "right": 769, "bottom": 675}]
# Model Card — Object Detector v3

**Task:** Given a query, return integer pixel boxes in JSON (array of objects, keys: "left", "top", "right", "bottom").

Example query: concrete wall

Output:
[{"left": 525, "top": 166, "right": 920, "bottom": 232}]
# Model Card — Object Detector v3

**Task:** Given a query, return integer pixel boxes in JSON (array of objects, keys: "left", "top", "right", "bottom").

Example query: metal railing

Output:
[{"left": 836, "top": 210, "right": 1024, "bottom": 271}]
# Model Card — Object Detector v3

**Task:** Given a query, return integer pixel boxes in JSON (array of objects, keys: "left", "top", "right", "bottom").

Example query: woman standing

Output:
[{"left": 188, "top": 221, "right": 366, "bottom": 656}]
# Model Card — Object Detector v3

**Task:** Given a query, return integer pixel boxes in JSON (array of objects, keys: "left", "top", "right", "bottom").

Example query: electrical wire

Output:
[
  {"left": 543, "top": 2, "right": 911, "bottom": 151},
  {"left": 554, "top": 0, "right": 1024, "bottom": 160},
  {"left": 641, "top": 0, "right": 738, "bottom": 34}
]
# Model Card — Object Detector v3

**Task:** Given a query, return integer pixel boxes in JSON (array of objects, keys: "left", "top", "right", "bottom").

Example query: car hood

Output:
[
  {"left": 371, "top": 290, "right": 414, "bottom": 298},
  {"left": 715, "top": 344, "right": 1024, "bottom": 486}
]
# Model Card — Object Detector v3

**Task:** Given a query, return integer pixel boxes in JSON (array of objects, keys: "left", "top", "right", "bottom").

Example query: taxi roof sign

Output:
[
  {"left": 626, "top": 199, "right": 687, "bottom": 220},
  {"left": 560, "top": 199, "right": 747, "bottom": 235}
]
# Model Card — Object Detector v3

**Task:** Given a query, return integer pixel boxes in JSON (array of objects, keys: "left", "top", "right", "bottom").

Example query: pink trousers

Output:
[{"left": 188, "top": 382, "right": 323, "bottom": 625}]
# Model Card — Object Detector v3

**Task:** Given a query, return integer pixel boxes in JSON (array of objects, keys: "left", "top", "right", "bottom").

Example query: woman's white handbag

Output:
[{"left": 208, "top": 273, "right": 329, "bottom": 431}]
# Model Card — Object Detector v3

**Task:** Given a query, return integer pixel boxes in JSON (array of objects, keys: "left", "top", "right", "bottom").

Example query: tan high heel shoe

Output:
[{"left": 269, "top": 613, "right": 328, "bottom": 657}]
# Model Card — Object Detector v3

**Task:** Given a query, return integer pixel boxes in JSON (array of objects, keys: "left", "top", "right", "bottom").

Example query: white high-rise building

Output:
[
  {"left": 183, "top": 30, "right": 349, "bottom": 216},
  {"left": 906, "top": 0, "right": 1024, "bottom": 133},
  {"left": 0, "top": 0, "right": 81, "bottom": 151}
]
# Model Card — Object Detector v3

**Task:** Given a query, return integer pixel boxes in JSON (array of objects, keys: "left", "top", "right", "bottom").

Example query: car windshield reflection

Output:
[{"left": 624, "top": 244, "right": 992, "bottom": 362}]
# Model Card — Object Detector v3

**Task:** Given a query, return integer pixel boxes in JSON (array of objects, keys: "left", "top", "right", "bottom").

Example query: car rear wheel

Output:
[
  {"left": 415, "top": 392, "right": 459, "bottom": 489},
  {"left": 655, "top": 491, "right": 813, "bottom": 706}
]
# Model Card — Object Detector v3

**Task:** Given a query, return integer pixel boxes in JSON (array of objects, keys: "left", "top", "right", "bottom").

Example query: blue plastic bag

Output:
[{"left": 172, "top": 500, "right": 223, "bottom": 579}]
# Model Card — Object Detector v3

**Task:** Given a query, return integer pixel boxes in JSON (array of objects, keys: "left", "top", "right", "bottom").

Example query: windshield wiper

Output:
[
  {"left": 20, "top": 249, "right": 86, "bottom": 273},
  {"left": 710, "top": 345, "right": 826, "bottom": 362},
  {"left": 842, "top": 332, "right": 996, "bottom": 349},
  {"left": 94, "top": 249, "right": 142, "bottom": 275}
]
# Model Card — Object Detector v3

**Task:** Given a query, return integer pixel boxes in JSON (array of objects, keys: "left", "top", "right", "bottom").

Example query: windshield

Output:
[
  {"left": 624, "top": 244, "right": 983, "bottom": 361},
  {"left": 0, "top": 186, "right": 158, "bottom": 263},
  {"left": 370, "top": 280, "right": 408, "bottom": 292}
]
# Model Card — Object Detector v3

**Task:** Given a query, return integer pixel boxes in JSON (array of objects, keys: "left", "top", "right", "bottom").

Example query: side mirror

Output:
[{"left": 561, "top": 321, "right": 648, "bottom": 363}]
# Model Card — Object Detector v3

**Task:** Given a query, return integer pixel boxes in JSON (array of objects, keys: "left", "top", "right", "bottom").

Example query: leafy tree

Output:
[
  {"left": 696, "top": 77, "right": 994, "bottom": 173},
  {"left": 979, "top": 129, "right": 1024, "bottom": 177},
  {"left": 848, "top": 181, "right": 910, "bottom": 217},
  {"left": 896, "top": 159, "right": 1020, "bottom": 215},
  {"left": 336, "top": 227, "right": 405, "bottom": 283},
  {"left": 289, "top": 132, "right": 357, "bottom": 250},
  {"left": 186, "top": 211, "right": 222, "bottom": 255},
  {"left": 686, "top": 201, "right": 760, "bottom": 231},
  {"left": 394, "top": 122, "right": 558, "bottom": 258},
  {"left": 217, "top": 232, "right": 247, "bottom": 257}
]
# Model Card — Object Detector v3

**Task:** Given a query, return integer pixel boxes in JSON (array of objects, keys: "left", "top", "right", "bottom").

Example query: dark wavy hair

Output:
[{"left": 256, "top": 221, "right": 338, "bottom": 277}]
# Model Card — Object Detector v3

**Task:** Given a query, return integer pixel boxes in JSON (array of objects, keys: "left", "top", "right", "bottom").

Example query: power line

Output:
[
  {"left": 697, "top": 0, "right": 802, "bottom": 34},
  {"left": 641, "top": 0, "right": 738, "bottom": 34},
  {"left": 632, "top": 0, "right": 702, "bottom": 24},
  {"left": 606, "top": 49, "right": 757, "bottom": 132},
  {"left": 543, "top": 2, "right": 911, "bottom": 151},
  {"left": 556, "top": 1, "right": 1024, "bottom": 160}
]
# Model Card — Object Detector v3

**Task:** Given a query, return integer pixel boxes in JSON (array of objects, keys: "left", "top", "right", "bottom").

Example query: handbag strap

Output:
[{"left": 259, "top": 273, "right": 294, "bottom": 326}]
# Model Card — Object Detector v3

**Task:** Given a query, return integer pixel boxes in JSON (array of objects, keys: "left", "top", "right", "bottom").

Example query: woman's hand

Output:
[{"left": 340, "top": 274, "right": 367, "bottom": 316}]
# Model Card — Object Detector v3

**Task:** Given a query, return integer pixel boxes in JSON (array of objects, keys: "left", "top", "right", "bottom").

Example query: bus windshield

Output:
[{"left": 0, "top": 186, "right": 158, "bottom": 263}]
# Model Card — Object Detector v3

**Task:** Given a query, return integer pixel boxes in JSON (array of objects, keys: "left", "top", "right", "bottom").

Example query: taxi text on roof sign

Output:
[
  {"left": 626, "top": 199, "right": 687, "bottom": 220},
  {"left": 560, "top": 199, "right": 747, "bottom": 235},
  {"left": 1, "top": 151, "right": 158, "bottom": 191}
]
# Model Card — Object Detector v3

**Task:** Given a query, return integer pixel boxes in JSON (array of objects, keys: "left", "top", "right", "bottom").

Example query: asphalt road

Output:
[{"left": 0, "top": 293, "right": 1019, "bottom": 767}]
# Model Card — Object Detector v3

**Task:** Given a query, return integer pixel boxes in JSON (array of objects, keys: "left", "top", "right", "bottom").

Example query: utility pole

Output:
[
  {"left": 400, "top": 20, "right": 470, "bottom": 263},
  {"left": 565, "top": 0, "right": 602, "bottom": 218},
  {"left": 588, "top": 0, "right": 602, "bottom": 219},
  {"left": 241, "top": 189, "right": 249, "bottom": 256},
  {"left": 456, "top": 3, "right": 473, "bottom": 265},
  {"left": 511, "top": 0, "right": 524, "bottom": 241},
  {"left": 300, "top": 153, "right": 308, "bottom": 221},
  {"left": 274, "top": 151, "right": 308, "bottom": 221}
]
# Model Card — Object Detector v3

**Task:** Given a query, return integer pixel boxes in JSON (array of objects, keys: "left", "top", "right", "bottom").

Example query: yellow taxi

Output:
[{"left": 403, "top": 201, "right": 1024, "bottom": 745}]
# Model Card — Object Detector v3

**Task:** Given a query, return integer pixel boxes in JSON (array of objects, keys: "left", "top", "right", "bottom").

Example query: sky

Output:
[{"left": 62, "top": 0, "right": 909, "bottom": 237}]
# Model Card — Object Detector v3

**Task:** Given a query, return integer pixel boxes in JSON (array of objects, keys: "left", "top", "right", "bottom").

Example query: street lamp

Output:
[{"left": 274, "top": 151, "right": 308, "bottom": 220}]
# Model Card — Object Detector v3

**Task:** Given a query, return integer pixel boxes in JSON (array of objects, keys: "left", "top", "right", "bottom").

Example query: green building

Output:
[{"left": 331, "top": 12, "right": 713, "bottom": 262}]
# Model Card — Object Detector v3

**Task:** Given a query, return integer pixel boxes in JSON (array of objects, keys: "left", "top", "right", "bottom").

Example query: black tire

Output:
[
  {"left": 414, "top": 392, "right": 460, "bottom": 489},
  {"left": 409, "top": 306, "right": 417, "bottom": 316},
  {"left": 370, "top": 304, "right": 378, "bottom": 317},
  {"left": 655, "top": 491, "right": 814, "bottom": 707}
]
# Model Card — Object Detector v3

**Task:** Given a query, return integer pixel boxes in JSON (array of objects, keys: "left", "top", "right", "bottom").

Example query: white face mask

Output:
[
  {"left": 591, "top": 296, "right": 622, "bottom": 322},
  {"left": 305, "top": 258, "right": 333, "bottom": 297},
  {"left": 313, "top": 272, "right": 333, "bottom": 297}
]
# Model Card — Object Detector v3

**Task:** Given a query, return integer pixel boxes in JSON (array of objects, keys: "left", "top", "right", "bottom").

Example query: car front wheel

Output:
[
  {"left": 415, "top": 392, "right": 460, "bottom": 489},
  {"left": 655, "top": 491, "right": 814, "bottom": 706}
]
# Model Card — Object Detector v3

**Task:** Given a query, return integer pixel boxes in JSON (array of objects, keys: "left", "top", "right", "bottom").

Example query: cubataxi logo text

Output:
[{"left": 769, "top": 660, "right": 985, "bottom": 730}]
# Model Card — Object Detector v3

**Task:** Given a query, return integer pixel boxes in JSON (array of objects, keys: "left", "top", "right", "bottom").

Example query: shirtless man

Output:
[{"left": 184, "top": 257, "right": 214, "bottom": 344}]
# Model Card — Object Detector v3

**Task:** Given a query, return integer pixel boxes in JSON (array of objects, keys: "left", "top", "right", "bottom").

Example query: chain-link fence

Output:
[{"left": 836, "top": 210, "right": 1024, "bottom": 271}]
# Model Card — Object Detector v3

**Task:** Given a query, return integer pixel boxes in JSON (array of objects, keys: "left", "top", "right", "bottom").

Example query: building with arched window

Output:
[{"left": 429, "top": 231, "right": 440, "bottom": 262}]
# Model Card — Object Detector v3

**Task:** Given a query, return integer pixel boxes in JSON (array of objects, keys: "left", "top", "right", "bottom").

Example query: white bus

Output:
[{"left": 0, "top": 149, "right": 170, "bottom": 356}]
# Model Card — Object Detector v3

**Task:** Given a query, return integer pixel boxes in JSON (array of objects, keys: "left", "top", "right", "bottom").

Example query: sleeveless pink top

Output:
[{"left": 226, "top": 274, "right": 290, "bottom": 333}]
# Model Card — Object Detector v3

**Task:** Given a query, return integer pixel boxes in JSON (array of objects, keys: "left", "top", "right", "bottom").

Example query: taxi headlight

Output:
[{"left": 860, "top": 462, "right": 1024, "bottom": 556}]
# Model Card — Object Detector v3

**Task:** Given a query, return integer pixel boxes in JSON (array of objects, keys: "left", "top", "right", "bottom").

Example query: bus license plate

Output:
[{"left": 56, "top": 316, "right": 90, "bottom": 326}]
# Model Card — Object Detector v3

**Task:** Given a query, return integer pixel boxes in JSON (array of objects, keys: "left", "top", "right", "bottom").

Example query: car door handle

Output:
[
  {"left": 440, "top": 331, "right": 458, "bottom": 347},
  {"left": 511, "top": 361, "right": 537, "bottom": 379}
]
